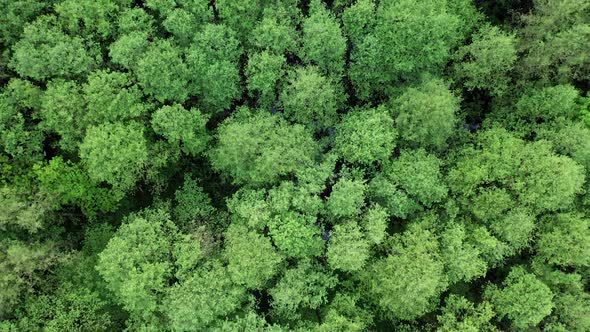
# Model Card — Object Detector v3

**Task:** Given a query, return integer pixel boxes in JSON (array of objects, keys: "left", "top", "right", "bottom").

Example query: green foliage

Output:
[
  {"left": 96, "top": 211, "right": 176, "bottom": 320},
  {"left": 80, "top": 122, "right": 148, "bottom": 191},
  {"left": 281, "top": 67, "right": 340, "bottom": 130},
  {"left": 387, "top": 149, "right": 448, "bottom": 207},
  {"left": 437, "top": 295, "right": 497, "bottom": 332},
  {"left": 0, "top": 240, "right": 59, "bottom": 318},
  {"left": 164, "top": 260, "right": 247, "bottom": 331},
  {"left": 0, "top": 83, "right": 44, "bottom": 163},
  {"left": 0, "top": 0, "right": 45, "bottom": 46},
  {"left": 393, "top": 77, "right": 460, "bottom": 150},
  {"left": 10, "top": 16, "right": 95, "bottom": 80},
  {"left": 268, "top": 212, "right": 324, "bottom": 259},
  {"left": 270, "top": 260, "right": 338, "bottom": 320},
  {"left": 349, "top": 0, "right": 461, "bottom": 99},
  {"left": 2, "top": 1, "right": 590, "bottom": 330},
  {"left": 455, "top": 25, "right": 517, "bottom": 96},
  {"left": 185, "top": 23, "right": 242, "bottom": 112},
  {"left": 83, "top": 70, "right": 147, "bottom": 125},
  {"left": 38, "top": 79, "right": 84, "bottom": 151},
  {"left": 224, "top": 224, "right": 284, "bottom": 289},
  {"left": 440, "top": 223, "right": 487, "bottom": 284},
  {"left": 302, "top": 1, "right": 347, "bottom": 78},
  {"left": 518, "top": 0, "right": 590, "bottom": 83},
  {"left": 334, "top": 107, "right": 397, "bottom": 165},
  {"left": 342, "top": 0, "right": 376, "bottom": 46},
  {"left": 537, "top": 213, "right": 590, "bottom": 268},
  {"left": 366, "top": 226, "right": 447, "bottom": 320},
  {"left": 173, "top": 175, "right": 215, "bottom": 225},
  {"left": 251, "top": 7, "right": 299, "bottom": 54},
  {"left": 210, "top": 109, "right": 320, "bottom": 186},
  {"left": 327, "top": 221, "right": 370, "bottom": 272},
  {"left": 486, "top": 267, "right": 554, "bottom": 329},
  {"left": 246, "top": 51, "right": 286, "bottom": 109},
  {"left": 151, "top": 104, "right": 210, "bottom": 156},
  {"left": 326, "top": 177, "right": 367, "bottom": 218},
  {"left": 55, "top": 0, "right": 128, "bottom": 40},
  {"left": 135, "top": 39, "right": 189, "bottom": 103},
  {"left": 449, "top": 128, "right": 585, "bottom": 213},
  {"left": 35, "top": 157, "right": 122, "bottom": 218},
  {"left": 361, "top": 204, "right": 389, "bottom": 245}
]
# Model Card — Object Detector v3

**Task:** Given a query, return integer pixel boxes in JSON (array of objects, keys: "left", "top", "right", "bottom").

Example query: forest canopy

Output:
[{"left": 1, "top": 0, "right": 589, "bottom": 331}]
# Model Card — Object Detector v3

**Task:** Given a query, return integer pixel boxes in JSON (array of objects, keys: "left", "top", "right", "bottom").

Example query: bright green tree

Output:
[
  {"left": 486, "top": 267, "right": 554, "bottom": 330},
  {"left": 366, "top": 226, "right": 447, "bottom": 320},
  {"left": 210, "top": 109, "right": 320, "bottom": 186},
  {"left": 164, "top": 260, "right": 247, "bottom": 331},
  {"left": 79, "top": 122, "right": 148, "bottom": 191},
  {"left": 10, "top": 16, "right": 95, "bottom": 80},
  {"left": 151, "top": 104, "right": 210, "bottom": 156},
  {"left": 281, "top": 67, "right": 341, "bottom": 130},
  {"left": 334, "top": 107, "right": 397, "bottom": 165},
  {"left": 455, "top": 25, "right": 517, "bottom": 96},
  {"left": 224, "top": 224, "right": 284, "bottom": 289},
  {"left": 270, "top": 260, "right": 338, "bottom": 320},
  {"left": 302, "top": 0, "right": 347, "bottom": 78},
  {"left": 135, "top": 39, "right": 189, "bottom": 103},
  {"left": 393, "top": 77, "right": 460, "bottom": 150},
  {"left": 327, "top": 221, "right": 370, "bottom": 272}
]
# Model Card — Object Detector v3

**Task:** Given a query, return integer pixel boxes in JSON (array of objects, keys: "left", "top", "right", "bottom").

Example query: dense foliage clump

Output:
[{"left": 1, "top": 1, "right": 589, "bottom": 331}]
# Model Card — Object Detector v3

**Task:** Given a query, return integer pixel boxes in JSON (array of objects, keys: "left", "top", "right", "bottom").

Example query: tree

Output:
[
  {"left": 83, "top": 70, "right": 147, "bottom": 125},
  {"left": 437, "top": 295, "right": 497, "bottom": 332},
  {"left": 368, "top": 174, "right": 423, "bottom": 219},
  {"left": 0, "top": 0, "right": 45, "bottom": 47},
  {"left": 518, "top": 0, "right": 590, "bottom": 83},
  {"left": 246, "top": 51, "right": 286, "bottom": 109},
  {"left": 223, "top": 224, "right": 284, "bottom": 289},
  {"left": 334, "top": 107, "right": 397, "bottom": 165},
  {"left": 210, "top": 109, "right": 320, "bottom": 186},
  {"left": 393, "top": 77, "right": 460, "bottom": 150},
  {"left": 151, "top": 104, "right": 210, "bottom": 156},
  {"left": 326, "top": 177, "right": 367, "bottom": 219},
  {"left": 448, "top": 128, "right": 585, "bottom": 214},
  {"left": 108, "top": 31, "right": 149, "bottom": 69},
  {"left": 486, "top": 267, "right": 554, "bottom": 330},
  {"left": 342, "top": 0, "right": 376, "bottom": 46},
  {"left": 366, "top": 226, "right": 447, "bottom": 320},
  {"left": 454, "top": 25, "right": 517, "bottom": 96},
  {"left": 0, "top": 81, "right": 44, "bottom": 163},
  {"left": 361, "top": 204, "right": 389, "bottom": 245},
  {"left": 226, "top": 188, "right": 272, "bottom": 231},
  {"left": 327, "top": 221, "right": 370, "bottom": 272},
  {"left": 281, "top": 67, "right": 340, "bottom": 130},
  {"left": 349, "top": 0, "right": 461, "bottom": 99},
  {"left": 302, "top": 1, "right": 347, "bottom": 78},
  {"left": 164, "top": 260, "right": 247, "bottom": 331},
  {"left": 440, "top": 223, "right": 487, "bottom": 284},
  {"left": 536, "top": 213, "right": 590, "bottom": 268},
  {"left": 386, "top": 149, "right": 448, "bottom": 207},
  {"left": 96, "top": 210, "right": 176, "bottom": 321},
  {"left": 38, "top": 79, "right": 84, "bottom": 152},
  {"left": 35, "top": 157, "right": 123, "bottom": 219},
  {"left": 79, "top": 122, "right": 148, "bottom": 191},
  {"left": 268, "top": 212, "right": 324, "bottom": 259},
  {"left": 173, "top": 175, "right": 215, "bottom": 226},
  {"left": 216, "top": 0, "right": 267, "bottom": 43},
  {"left": 185, "top": 23, "right": 242, "bottom": 112},
  {"left": 251, "top": 6, "right": 299, "bottom": 54},
  {"left": 55, "top": 0, "right": 128, "bottom": 41},
  {"left": 10, "top": 16, "right": 95, "bottom": 80},
  {"left": 135, "top": 39, "right": 189, "bottom": 103},
  {"left": 269, "top": 260, "right": 338, "bottom": 320}
]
